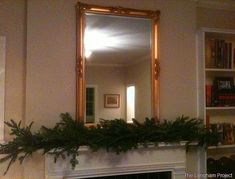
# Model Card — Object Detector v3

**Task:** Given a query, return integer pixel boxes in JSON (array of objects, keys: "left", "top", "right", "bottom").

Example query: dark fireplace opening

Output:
[{"left": 86, "top": 171, "right": 171, "bottom": 179}]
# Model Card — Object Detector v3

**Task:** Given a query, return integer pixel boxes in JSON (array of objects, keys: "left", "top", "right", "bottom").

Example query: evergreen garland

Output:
[{"left": 0, "top": 113, "right": 219, "bottom": 175}]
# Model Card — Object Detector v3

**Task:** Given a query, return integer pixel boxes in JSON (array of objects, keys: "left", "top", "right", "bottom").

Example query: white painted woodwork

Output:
[
  {"left": 0, "top": 36, "right": 6, "bottom": 142},
  {"left": 197, "top": 27, "right": 235, "bottom": 174},
  {"left": 45, "top": 143, "right": 190, "bottom": 179}
]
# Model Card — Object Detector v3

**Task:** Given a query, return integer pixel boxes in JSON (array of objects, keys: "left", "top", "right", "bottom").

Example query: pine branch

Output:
[{"left": 0, "top": 113, "right": 220, "bottom": 175}]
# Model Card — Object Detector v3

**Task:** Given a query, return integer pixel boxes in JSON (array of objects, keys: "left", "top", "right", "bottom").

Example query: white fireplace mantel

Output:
[{"left": 45, "top": 143, "right": 204, "bottom": 179}]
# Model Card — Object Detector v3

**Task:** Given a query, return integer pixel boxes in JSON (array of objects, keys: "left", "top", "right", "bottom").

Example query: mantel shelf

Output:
[{"left": 45, "top": 142, "right": 203, "bottom": 179}]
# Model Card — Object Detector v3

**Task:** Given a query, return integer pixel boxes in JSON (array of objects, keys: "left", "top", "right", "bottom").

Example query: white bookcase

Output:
[{"left": 197, "top": 28, "right": 235, "bottom": 172}]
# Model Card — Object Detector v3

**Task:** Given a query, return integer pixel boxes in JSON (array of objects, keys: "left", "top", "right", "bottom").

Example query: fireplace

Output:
[
  {"left": 45, "top": 143, "right": 201, "bottom": 179},
  {"left": 45, "top": 171, "right": 171, "bottom": 179},
  {"left": 87, "top": 171, "right": 171, "bottom": 179}
]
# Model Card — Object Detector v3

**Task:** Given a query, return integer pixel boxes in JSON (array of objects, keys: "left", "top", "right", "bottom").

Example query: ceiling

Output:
[{"left": 84, "top": 13, "right": 151, "bottom": 66}]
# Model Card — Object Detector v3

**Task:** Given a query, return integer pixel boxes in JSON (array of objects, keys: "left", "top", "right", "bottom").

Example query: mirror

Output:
[{"left": 76, "top": 2, "right": 160, "bottom": 123}]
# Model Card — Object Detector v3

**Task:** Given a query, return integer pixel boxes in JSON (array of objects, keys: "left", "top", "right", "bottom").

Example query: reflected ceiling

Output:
[{"left": 85, "top": 13, "right": 151, "bottom": 66}]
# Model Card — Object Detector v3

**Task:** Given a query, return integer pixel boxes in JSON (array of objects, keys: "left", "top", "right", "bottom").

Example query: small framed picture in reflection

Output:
[{"left": 104, "top": 94, "right": 120, "bottom": 108}]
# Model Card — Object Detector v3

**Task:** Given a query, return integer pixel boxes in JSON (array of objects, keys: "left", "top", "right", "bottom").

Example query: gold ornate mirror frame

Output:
[{"left": 76, "top": 2, "right": 160, "bottom": 122}]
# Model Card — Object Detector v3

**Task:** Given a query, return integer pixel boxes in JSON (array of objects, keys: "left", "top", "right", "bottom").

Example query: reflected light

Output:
[
  {"left": 127, "top": 86, "right": 135, "bottom": 123},
  {"left": 84, "top": 28, "right": 120, "bottom": 52},
  {"left": 85, "top": 49, "right": 92, "bottom": 58}
]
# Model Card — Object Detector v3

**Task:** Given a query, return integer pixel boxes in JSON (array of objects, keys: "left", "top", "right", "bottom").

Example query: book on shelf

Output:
[
  {"left": 206, "top": 84, "right": 212, "bottom": 107},
  {"left": 208, "top": 38, "right": 233, "bottom": 69},
  {"left": 233, "top": 125, "right": 235, "bottom": 144},
  {"left": 217, "top": 95, "right": 235, "bottom": 100},
  {"left": 234, "top": 48, "right": 235, "bottom": 68},
  {"left": 228, "top": 43, "right": 232, "bottom": 68},
  {"left": 215, "top": 94, "right": 235, "bottom": 106}
]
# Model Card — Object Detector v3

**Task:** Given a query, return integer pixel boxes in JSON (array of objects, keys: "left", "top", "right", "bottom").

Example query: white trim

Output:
[
  {"left": 199, "top": 27, "right": 235, "bottom": 35},
  {"left": 196, "top": 146, "right": 207, "bottom": 179},
  {"left": 49, "top": 164, "right": 179, "bottom": 179},
  {"left": 206, "top": 106, "right": 235, "bottom": 110},
  {"left": 0, "top": 36, "right": 6, "bottom": 142},
  {"left": 196, "top": 30, "right": 207, "bottom": 177},
  {"left": 126, "top": 85, "right": 135, "bottom": 123},
  {"left": 208, "top": 144, "right": 235, "bottom": 150},
  {"left": 205, "top": 68, "right": 235, "bottom": 72},
  {"left": 76, "top": 141, "right": 194, "bottom": 152},
  {"left": 196, "top": 33, "right": 199, "bottom": 118},
  {"left": 45, "top": 144, "right": 189, "bottom": 179}
]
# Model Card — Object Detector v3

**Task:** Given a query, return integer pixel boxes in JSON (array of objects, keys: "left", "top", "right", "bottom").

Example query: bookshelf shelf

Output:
[
  {"left": 205, "top": 68, "right": 235, "bottom": 72},
  {"left": 208, "top": 144, "right": 235, "bottom": 150},
  {"left": 206, "top": 106, "right": 235, "bottom": 110}
]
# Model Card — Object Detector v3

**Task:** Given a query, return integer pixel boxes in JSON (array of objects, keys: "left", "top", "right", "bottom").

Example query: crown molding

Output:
[
  {"left": 199, "top": 27, "right": 235, "bottom": 34},
  {"left": 194, "top": 0, "right": 235, "bottom": 12}
]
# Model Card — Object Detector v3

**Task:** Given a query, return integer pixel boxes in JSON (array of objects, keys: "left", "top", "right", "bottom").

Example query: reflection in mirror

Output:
[
  {"left": 76, "top": 2, "right": 160, "bottom": 123},
  {"left": 85, "top": 14, "right": 152, "bottom": 123},
  {"left": 0, "top": 36, "right": 5, "bottom": 141}
]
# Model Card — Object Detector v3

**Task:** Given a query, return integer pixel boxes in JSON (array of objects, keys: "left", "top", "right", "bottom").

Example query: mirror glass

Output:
[{"left": 84, "top": 13, "right": 152, "bottom": 123}]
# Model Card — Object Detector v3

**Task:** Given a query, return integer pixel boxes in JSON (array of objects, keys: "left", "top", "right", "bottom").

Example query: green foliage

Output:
[{"left": 0, "top": 113, "right": 219, "bottom": 175}]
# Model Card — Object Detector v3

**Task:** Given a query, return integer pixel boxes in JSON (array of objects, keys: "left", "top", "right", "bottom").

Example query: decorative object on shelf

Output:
[
  {"left": 213, "top": 77, "right": 235, "bottom": 106},
  {"left": 214, "top": 77, "right": 234, "bottom": 91},
  {"left": 210, "top": 123, "right": 235, "bottom": 145},
  {"left": 104, "top": 94, "right": 120, "bottom": 108},
  {"left": 0, "top": 113, "right": 220, "bottom": 175},
  {"left": 206, "top": 76, "right": 235, "bottom": 107},
  {"left": 223, "top": 123, "right": 235, "bottom": 145}
]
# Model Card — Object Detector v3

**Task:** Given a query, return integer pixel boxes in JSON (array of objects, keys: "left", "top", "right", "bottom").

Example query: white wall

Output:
[
  {"left": 126, "top": 60, "right": 152, "bottom": 122},
  {"left": 26, "top": 0, "right": 77, "bottom": 129},
  {"left": 86, "top": 60, "right": 152, "bottom": 123},
  {"left": 0, "top": 0, "right": 26, "bottom": 178},
  {"left": 197, "top": 7, "right": 235, "bottom": 30}
]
